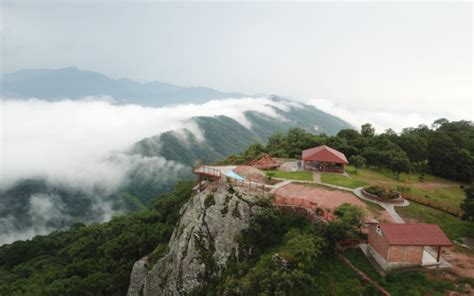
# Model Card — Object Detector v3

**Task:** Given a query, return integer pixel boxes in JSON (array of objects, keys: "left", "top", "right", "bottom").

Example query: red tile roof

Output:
[
  {"left": 302, "top": 145, "right": 348, "bottom": 164},
  {"left": 379, "top": 223, "right": 452, "bottom": 246}
]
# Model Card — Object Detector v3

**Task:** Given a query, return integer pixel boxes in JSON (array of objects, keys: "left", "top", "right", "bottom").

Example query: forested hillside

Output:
[
  {"left": 223, "top": 119, "right": 474, "bottom": 183},
  {"left": 0, "top": 182, "right": 194, "bottom": 296},
  {"left": 133, "top": 98, "right": 351, "bottom": 168}
]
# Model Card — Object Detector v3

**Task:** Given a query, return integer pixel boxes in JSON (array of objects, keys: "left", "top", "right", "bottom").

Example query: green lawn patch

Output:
[
  {"left": 320, "top": 172, "right": 368, "bottom": 189},
  {"left": 265, "top": 170, "right": 313, "bottom": 181},
  {"left": 343, "top": 166, "right": 466, "bottom": 212},
  {"left": 397, "top": 202, "right": 474, "bottom": 241}
]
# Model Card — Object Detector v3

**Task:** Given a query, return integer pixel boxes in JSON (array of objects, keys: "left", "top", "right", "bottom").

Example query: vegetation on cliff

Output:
[{"left": 0, "top": 182, "right": 194, "bottom": 296}]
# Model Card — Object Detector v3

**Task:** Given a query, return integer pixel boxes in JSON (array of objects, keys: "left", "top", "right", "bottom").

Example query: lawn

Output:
[
  {"left": 397, "top": 202, "right": 474, "bottom": 241},
  {"left": 343, "top": 248, "right": 460, "bottom": 296},
  {"left": 331, "top": 166, "right": 467, "bottom": 211},
  {"left": 265, "top": 170, "right": 313, "bottom": 181},
  {"left": 320, "top": 172, "right": 368, "bottom": 189}
]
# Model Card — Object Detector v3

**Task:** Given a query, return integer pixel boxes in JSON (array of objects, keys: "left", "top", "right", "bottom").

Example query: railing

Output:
[
  {"left": 192, "top": 165, "right": 222, "bottom": 178},
  {"left": 403, "top": 194, "right": 462, "bottom": 218},
  {"left": 227, "top": 178, "right": 270, "bottom": 195},
  {"left": 274, "top": 195, "right": 335, "bottom": 222}
]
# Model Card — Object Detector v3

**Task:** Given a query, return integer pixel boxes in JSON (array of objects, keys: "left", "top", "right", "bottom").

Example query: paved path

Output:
[
  {"left": 353, "top": 187, "right": 408, "bottom": 223},
  {"left": 313, "top": 172, "right": 321, "bottom": 183},
  {"left": 269, "top": 180, "right": 292, "bottom": 194}
]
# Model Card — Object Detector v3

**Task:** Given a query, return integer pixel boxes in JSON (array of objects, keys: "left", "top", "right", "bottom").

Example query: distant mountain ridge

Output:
[{"left": 0, "top": 67, "right": 252, "bottom": 106}]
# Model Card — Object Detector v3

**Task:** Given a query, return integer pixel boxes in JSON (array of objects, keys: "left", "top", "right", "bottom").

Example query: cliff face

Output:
[{"left": 127, "top": 182, "right": 265, "bottom": 296}]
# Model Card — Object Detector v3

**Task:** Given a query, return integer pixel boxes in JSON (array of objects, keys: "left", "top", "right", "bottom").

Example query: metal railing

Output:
[
  {"left": 192, "top": 165, "right": 222, "bottom": 178},
  {"left": 227, "top": 177, "right": 270, "bottom": 194}
]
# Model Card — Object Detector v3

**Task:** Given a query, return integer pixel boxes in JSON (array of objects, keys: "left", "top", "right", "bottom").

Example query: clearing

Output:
[
  {"left": 275, "top": 183, "right": 396, "bottom": 224},
  {"left": 320, "top": 165, "right": 466, "bottom": 211},
  {"left": 265, "top": 170, "right": 313, "bottom": 181}
]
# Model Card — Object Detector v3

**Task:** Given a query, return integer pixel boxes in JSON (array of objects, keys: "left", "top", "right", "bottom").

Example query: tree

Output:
[
  {"left": 361, "top": 123, "right": 375, "bottom": 137},
  {"left": 398, "top": 134, "right": 428, "bottom": 162},
  {"left": 431, "top": 118, "right": 449, "bottom": 130},
  {"left": 336, "top": 129, "right": 360, "bottom": 141},
  {"left": 387, "top": 151, "right": 411, "bottom": 179},
  {"left": 284, "top": 230, "right": 327, "bottom": 270},
  {"left": 461, "top": 183, "right": 474, "bottom": 221},
  {"left": 333, "top": 203, "right": 365, "bottom": 237},
  {"left": 348, "top": 155, "right": 366, "bottom": 173},
  {"left": 242, "top": 143, "right": 266, "bottom": 162}
]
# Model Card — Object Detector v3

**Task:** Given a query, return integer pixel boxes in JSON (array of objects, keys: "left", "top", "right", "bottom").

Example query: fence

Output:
[
  {"left": 403, "top": 194, "right": 462, "bottom": 218},
  {"left": 227, "top": 177, "right": 270, "bottom": 195},
  {"left": 274, "top": 195, "right": 336, "bottom": 222}
]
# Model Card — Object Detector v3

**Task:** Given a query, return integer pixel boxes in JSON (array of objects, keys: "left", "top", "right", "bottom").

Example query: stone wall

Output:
[{"left": 361, "top": 189, "right": 404, "bottom": 204}]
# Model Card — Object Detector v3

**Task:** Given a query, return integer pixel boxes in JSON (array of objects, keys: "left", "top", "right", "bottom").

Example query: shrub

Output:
[
  {"left": 364, "top": 185, "right": 399, "bottom": 200},
  {"left": 204, "top": 194, "right": 215, "bottom": 208}
]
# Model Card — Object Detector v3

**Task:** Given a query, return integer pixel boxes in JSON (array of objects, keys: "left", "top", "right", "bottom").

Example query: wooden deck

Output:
[{"left": 192, "top": 165, "right": 222, "bottom": 179}]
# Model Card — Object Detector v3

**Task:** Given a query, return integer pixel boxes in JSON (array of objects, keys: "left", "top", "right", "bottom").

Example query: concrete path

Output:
[
  {"left": 269, "top": 180, "right": 292, "bottom": 194},
  {"left": 313, "top": 171, "right": 321, "bottom": 183},
  {"left": 353, "top": 187, "right": 408, "bottom": 223}
]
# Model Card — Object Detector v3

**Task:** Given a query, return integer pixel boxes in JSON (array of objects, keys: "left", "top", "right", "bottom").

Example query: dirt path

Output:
[{"left": 353, "top": 188, "right": 408, "bottom": 223}]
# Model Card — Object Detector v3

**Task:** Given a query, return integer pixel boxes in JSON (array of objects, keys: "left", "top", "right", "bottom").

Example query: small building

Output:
[
  {"left": 367, "top": 222, "right": 452, "bottom": 271},
  {"left": 301, "top": 145, "right": 348, "bottom": 172}
]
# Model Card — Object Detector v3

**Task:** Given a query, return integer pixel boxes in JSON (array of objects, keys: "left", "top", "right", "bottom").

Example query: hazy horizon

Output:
[{"left": 1, "top": 1, "right": 472, "bottom": 130}]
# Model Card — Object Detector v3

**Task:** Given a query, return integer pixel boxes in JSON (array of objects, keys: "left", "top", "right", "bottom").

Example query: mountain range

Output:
[
  {"left": 0, "top": 67, "right": 252, "bottom": 106},
  {"left": 0, "top": 67, "right": 352, "bottom": 245}
]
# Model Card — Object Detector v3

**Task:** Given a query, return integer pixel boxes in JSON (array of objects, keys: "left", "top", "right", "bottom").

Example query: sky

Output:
[{"left": 1, "top": 1, "right": 473, "bottom": 127}]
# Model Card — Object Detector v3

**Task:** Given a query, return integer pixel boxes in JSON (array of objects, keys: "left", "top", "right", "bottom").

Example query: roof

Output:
[
  {"left": 301, "top": 145, "right": 348, "bottom": 164},
  {"left": 378, "top": 223, "right": 452, "bottom": 246}
]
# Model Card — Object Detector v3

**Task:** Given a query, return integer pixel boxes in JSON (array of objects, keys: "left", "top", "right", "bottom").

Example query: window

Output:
[{"left": 376, "top": 225, "right": 382, "bottom": 236}]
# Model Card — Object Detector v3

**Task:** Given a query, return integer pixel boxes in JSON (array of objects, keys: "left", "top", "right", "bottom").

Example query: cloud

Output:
[
  {"left": 0, "top": 96, "right": 295, "bottom": 191},
  {"left": 0, "top": 96, "right": 302, "bottom": 244},
  {"left": 0, "top": 191, "right": 126, "bottom": 245},
  {"left": 306, "top": 98, "right": 469, "bottom": 133}
]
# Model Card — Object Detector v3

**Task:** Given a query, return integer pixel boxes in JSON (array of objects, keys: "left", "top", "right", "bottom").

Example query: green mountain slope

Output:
[
  {"left": 0, "top": 96, "right": 351, "bottom": 245},
  {"left": 132, "top": 98, "right": 352, "bottom": 168}
]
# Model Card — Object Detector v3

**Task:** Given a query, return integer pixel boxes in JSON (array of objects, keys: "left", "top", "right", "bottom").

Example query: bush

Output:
[{"left": 365, "top": 185, "right": 399, "bottom": 200}]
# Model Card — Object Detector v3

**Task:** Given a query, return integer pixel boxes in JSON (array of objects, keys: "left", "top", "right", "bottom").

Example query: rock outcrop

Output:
[{"left": 127, "top": 182, "right": 265, "bottom": 296}]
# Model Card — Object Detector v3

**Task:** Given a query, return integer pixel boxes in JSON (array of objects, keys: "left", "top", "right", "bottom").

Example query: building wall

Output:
[
  {"left": 368, "top": 224, "right": 389, "bottom": 260},
  {"left": 388, "top": 246, "right": 423, "bottom": 263}
]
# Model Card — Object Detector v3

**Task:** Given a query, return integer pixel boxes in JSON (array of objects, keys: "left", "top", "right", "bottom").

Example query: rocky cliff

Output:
[{"left": 127, "top": 182, "right": 266, "bottom": 295}]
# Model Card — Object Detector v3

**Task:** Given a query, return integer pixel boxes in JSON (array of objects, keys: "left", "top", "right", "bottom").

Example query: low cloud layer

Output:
[
  {"left": 0, "top": 96, "right": 301, "bottom": 244},
  {"left": 0, "top": 96, "right": 296, "bottom": 190},
  {"left": 306, "top": 99, "right": 471, "bottom": 133}
]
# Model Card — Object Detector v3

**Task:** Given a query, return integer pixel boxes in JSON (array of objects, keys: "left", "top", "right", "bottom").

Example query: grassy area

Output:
[
  {"left": 397, "top": 202, "right": 474, "bottom": 241},
  {"left": 320, "top": 172, "right": 368, "bottom": 189},
  {"left": 337, "top": 166, "right": 466, "bottom": 211},
  {"left": 343, "top": 248, "right": 460, "bottom": 296},
  {"left": 360, "top": 199, "right": 386, "bottom": 218},
  {"left": 265, "top": 170, "right": 313, "bottom": 181}
]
